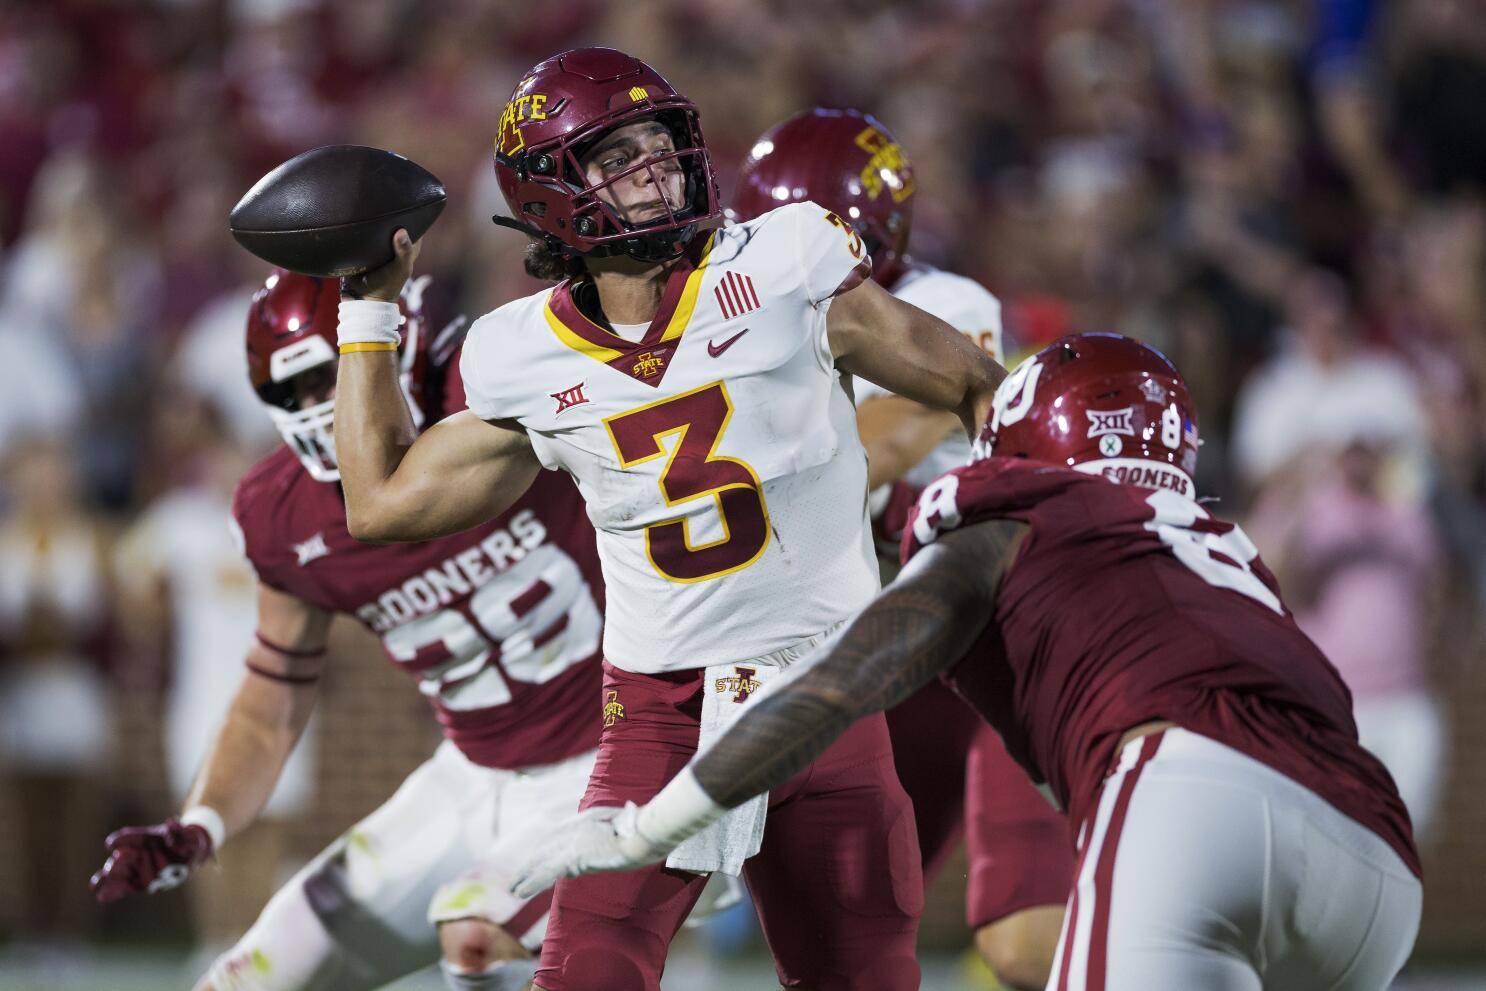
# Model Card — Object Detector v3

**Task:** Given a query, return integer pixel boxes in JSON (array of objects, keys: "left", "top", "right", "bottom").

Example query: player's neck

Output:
[{"left": 585, "top": 253, "right": 676, "bottom": 325}]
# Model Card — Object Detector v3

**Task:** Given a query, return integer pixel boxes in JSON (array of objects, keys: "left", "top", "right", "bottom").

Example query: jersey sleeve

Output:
[
  {"left": 902, "top": 458, "right": 1086, "bottom": 564},
  {"left": 782, "top": 201, "right": 873, "bottom": 307},
  {"left": 457, "top": 313, "right": 505, "bottom": 421},
  {"left": 230, "top": 463, "right": 293, "bottom": 593}
]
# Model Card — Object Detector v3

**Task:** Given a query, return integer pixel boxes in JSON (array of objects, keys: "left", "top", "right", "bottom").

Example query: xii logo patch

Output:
[
  {"left": 293, "top": 532, "right": 330, "bottom": 566},
  {"left": 715, "top": 666, "right": 762, "bottom": 704},
  {"left": 1086, "top": 407, "right": 1136, "bottom": 438},
  {"left": 551, "top": 381, "right": 590, "bottom": 416}
]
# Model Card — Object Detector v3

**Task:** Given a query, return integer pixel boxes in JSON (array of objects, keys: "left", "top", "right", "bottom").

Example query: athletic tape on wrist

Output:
[
  {"left": 180, "top": 805, "right": 227, "bottom": 853},
  {"left": 337, "top": 299, "right": 404, "bottom": 349}
]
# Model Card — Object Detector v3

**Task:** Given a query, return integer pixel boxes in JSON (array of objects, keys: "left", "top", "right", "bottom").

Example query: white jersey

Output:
[
  {"left": 854, "top": 262, "right": 1004, "bottom": 487},
  {"left": 461, "top": 202, "right": 880, "bottom": 672}
]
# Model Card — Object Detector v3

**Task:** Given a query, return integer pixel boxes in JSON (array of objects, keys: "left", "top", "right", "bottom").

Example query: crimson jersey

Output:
[
  {"left": 904, "top": 458, "right": 1420, "bottom": 877},
  {"left": 232, "top": 355, "right": 605, "bottom": 770}
]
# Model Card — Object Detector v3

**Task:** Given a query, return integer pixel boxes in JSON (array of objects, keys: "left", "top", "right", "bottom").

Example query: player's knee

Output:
[
  {"left": 439, "top": 917, "right": 529, "bottom": 973},
  {"left": 975, "top": 914, "right": 1060, "bottom": 991}
]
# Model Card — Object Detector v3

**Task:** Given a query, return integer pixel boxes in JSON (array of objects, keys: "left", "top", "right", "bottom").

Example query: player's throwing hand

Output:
[
  {"left": 341, "top": 227, "right": 419, "bottom": 302},
  {"left": 512, "top": 803, "right": 669, "bottom": 898},
  {"left": 89, "top": 817, "right": 215, "bottom": 904}
]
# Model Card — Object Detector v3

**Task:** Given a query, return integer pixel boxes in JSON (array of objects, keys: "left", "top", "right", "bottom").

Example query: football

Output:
[{"left": 229, "top": 145, "right": 446, "bottom": 279}]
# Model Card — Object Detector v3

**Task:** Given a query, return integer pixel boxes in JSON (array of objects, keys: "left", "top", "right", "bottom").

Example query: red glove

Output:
[{"left": 90, "top": 817, "right": 214, "bottom": 904}]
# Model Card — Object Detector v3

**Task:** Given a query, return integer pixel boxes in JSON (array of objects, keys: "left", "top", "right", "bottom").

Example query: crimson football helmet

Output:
[
  {"left": 245, "top": 269, "right": 442, "bottom": 482},
  {"left": 979, "top": 333, "right": 1201, "bottom": 497},
  {"left": 730, "top": 108, "right": 915, "bottom": 287},
  {"left": 492, "top": 47, "right": 722, "bottom": 263}
]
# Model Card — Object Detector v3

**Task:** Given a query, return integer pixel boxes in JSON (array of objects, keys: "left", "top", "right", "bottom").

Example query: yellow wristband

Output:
[{"left": 339, "top": 341, "right": 399, "bottom": 354}]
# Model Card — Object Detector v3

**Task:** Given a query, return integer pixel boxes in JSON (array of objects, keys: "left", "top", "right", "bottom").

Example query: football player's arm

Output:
[
  {"left": 856, "top": 394, "right": 960, "bottom": 489},
  {"left": 183, "top": 581, "right": 332, "bottom": 840},
  {"left": 685, "top": 519, "right": 1023, "bottom": 808},
  {"left": 92, "top": 582, "right": 332, "bottom": 902},
  {"left": 510, "top": 519, "right": 1026, "bottom": 896},
  {"left": 828, "top": 278, "right": 1006, "bottom": 439},
  {"left": 333, "top": 230, "right": 542, "bottom": 543}
]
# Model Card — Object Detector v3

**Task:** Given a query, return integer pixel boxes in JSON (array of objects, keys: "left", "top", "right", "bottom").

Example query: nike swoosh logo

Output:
[{"left": 707, "top": 328, "right": 750, "bottom": 358}]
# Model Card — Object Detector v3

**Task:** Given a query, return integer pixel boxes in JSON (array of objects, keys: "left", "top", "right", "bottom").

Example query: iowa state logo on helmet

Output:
[
  {"left": 495, "top": 78, "right": 557, "bottom": 158},
  {"left": 854, "top": 125, "right": 915, "bottom": 204}
]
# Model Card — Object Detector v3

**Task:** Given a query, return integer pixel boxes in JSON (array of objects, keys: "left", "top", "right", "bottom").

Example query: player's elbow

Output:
[{"left": 344, "top": 500, "right": 406, "bottom": 544}]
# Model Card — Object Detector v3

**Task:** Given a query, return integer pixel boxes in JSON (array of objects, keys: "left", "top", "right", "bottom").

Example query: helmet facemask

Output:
[
  {"left": 503, "top": 105, "right": 720, "bottom": 264},
  {"left": 256, "top": 322, "right": 425, "bottom": 484}
]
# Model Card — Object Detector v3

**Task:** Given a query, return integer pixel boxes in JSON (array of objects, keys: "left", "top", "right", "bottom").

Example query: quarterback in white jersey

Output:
[
  {"left": 458, "top": 202, "right": 882, "bottom": 671},
  {"left": 730, "top": 108, "right": 1072, "bottom": 991},
  {"left": 332, "top": 48, "right": 1004, "bottom": 991}
]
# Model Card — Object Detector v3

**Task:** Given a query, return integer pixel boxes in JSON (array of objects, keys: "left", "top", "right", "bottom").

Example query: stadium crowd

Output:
[{"left": 0, "top": 0, "right": 1483, "bottom": 973}]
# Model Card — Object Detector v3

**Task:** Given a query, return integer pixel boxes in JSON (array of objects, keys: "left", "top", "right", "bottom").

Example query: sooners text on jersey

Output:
[{"left": 233, "top": 454, "right": 605, "bottom": 771}]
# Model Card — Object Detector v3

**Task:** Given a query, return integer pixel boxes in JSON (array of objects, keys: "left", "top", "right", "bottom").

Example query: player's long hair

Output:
[{"left": 524, "top": 238, "right": 584, "bottom": 282}]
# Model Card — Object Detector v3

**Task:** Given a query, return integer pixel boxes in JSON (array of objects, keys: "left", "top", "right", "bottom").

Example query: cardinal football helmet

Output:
[
  {"left": 245, "top": 269, "right": 445, "bottom": 482},
  {"left": 492, "top": 47, "right": 722, "bottom": 263},
  {"left": 731, "top": 108, "right": 915, "bottom": 287},
  {"left": 979, "top": 333, "right": 1201, "bottom": 497}
]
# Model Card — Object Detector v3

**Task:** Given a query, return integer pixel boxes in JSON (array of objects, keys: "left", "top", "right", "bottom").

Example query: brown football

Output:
[{"left": 229, "top": 145, "right": 446, "bottom": 278}]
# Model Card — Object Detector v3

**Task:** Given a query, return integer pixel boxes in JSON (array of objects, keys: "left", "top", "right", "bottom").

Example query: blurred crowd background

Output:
[{"left": 1, "top": 0, "right": 1483, "bottom": 983}]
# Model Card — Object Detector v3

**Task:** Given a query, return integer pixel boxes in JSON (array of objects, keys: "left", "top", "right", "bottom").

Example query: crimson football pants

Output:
[
  {"left": 534, "top": 662, "right": 923, "bottom": 991},
  {"left": 886, "top": 679, "right": 1074, "bottom": 929}
]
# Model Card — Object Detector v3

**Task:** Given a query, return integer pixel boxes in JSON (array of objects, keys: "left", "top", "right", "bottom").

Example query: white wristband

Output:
[
  {"left": 180, "top": 805, "right": 227, "bottom": 853},
  {"left": 337, "top": 299, "right": 404, "bottom": 348},
  {"left": 634, "top": 767, "right": 727, "bottom": 851}
]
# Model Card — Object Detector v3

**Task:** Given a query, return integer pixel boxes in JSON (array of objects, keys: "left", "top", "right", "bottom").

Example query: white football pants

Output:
[
  {"left": 1047, "top": 728, "right": 1420, "bottom": 991},
  {"left": 202, "top": 741, "right": 595, "bottom": 991}
]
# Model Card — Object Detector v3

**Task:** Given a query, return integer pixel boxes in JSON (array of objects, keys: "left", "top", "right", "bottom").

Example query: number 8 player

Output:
[
  {"left": 517, "top": 333, "right": 1422, "bottom": 991},
  {"left": 332, "top": 47, "right": 1005, "bottom": 990}
]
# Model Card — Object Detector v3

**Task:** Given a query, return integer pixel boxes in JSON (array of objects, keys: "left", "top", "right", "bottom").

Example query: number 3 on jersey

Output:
[{"left": 605, "top": 381, "right": 771, "bottom": 583}]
